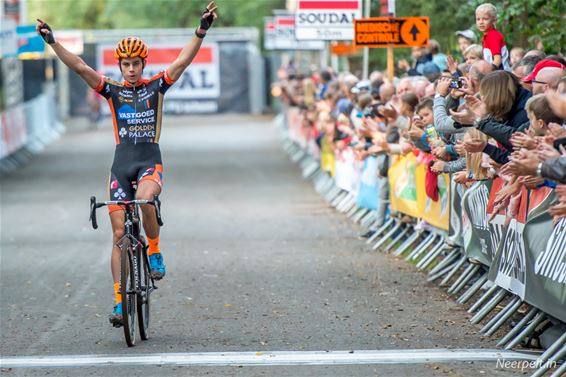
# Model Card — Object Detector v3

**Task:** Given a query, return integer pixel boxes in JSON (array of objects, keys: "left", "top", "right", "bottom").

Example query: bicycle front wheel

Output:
[
  {"left": 137, "top": 245, "right": 151, "bottom": 340},
  {"left": 120, "top": 238, "right": 137, "bottom": 347}
]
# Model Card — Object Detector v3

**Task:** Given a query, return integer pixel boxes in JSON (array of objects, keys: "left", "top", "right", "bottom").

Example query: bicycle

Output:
[{"left": 89, "top": 194, "right": 163, "bottom": 347}]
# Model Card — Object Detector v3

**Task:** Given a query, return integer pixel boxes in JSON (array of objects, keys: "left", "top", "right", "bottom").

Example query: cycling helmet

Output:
[{"left": 114, "top": 37, "right": 149, "bottom": 60}]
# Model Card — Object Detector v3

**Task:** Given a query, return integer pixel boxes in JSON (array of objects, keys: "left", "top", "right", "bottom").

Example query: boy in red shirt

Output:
[{"left": 476, "top": 3, "right": 510, "bottom": 71}]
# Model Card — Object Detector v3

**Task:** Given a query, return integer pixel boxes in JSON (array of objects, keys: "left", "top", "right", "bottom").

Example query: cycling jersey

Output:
[
  {"left": 95, "top": 70, "right": 176, "bottom": 144},
  {"left": 95, "top": 70, "right": 175, "bottom": 212}
]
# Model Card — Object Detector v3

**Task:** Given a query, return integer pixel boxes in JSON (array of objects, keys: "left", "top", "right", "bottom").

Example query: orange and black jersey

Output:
[{"left": 95, "top": 71, "right": 176, "bottom": 144}]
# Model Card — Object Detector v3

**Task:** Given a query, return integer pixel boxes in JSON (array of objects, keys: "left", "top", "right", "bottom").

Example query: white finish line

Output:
[{"left": 0, "top": 349, "right": 539, "bottom": 368}]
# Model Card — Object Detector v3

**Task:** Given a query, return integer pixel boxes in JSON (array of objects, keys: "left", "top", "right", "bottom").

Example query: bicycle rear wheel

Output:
[
  {"left": 120, "top": 238, "right": 137, "bottom": 347},
  {"left": 137, "top": 245, "right": 151, "bottom": 340}
]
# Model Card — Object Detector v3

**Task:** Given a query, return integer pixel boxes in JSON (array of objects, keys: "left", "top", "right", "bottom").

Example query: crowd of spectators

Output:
[{"left": 274, "top": 2, "right": 566, "bottom": 238}]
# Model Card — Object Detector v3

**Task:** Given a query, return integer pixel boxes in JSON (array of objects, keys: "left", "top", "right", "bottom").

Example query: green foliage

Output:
[
  {"left": 28, "top": 0, "right": 285, "bottom": 30},
  {"left": 365, "top": 0, "right": 564, "bottom": 74}
]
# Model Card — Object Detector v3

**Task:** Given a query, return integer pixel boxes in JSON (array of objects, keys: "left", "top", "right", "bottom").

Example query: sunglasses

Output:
[{"left": 531, "top": 79, "right": 548, "bottom": 85}]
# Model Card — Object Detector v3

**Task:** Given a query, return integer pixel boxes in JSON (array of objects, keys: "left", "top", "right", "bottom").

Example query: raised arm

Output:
[
  {"left": 167, "top": 2, "right": 218, "bottom": 82},
  {"left": 36, "top": 19, "right": 101, "bottom": 89}
]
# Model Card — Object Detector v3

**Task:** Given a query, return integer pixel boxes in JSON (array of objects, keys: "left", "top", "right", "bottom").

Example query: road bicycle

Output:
[{"left": 89, "top": 194, "right": 163, "bottom": 347}]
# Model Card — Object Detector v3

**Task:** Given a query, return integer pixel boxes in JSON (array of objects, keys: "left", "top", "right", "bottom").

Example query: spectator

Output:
[
  {"left": 463, "top": 44, "right": 483, "bottom": 66},
  {"left": 510, "top": 47, "right": 525, "bottom": 66},
  {"left": 398, "top": 77, "right": 415, "bottom": 95},
  {"left": 476, "top": 3, "right": 510, "bottom": 70},
  {"left": 546, "top": 54, "right": 566, "bottom": 67},
  {"left": 317, "top": 69, "right": 333, "bottom": 100},
  {"left": 398, "top": 46, "right": 433, "bottom": 76},
  {"left": 379, "top": 82, "right": 396, "bottom": 104},
  {"left": 413, "top": 78, "right": 430, "bottom": 99},
  {"left": 455, "top": 29, "right": 477, "bottom": 57},
  {"left": 428, "top": 39, "right": 448, "bottom": 71},
  {"left": 481, "top": 71, "right": 531, "bottom": 126},
  {"left": 546, "top": 77, "right": 566, "bottom": 118},
  {"left": 522, "top": 59, "right": 566, "bottom": 94}
]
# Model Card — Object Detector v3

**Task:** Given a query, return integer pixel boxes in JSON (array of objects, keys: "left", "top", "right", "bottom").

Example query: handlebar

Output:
[{"left": 89, "top": 195, "right": 163, "bottom": 229}]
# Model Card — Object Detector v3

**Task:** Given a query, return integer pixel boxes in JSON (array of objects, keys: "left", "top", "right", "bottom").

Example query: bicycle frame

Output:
[{"left": 89, "top": 195, "right": 162, "bottom": 345}]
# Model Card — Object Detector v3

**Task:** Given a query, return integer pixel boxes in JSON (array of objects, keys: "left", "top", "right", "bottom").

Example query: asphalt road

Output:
[{"left": 0, "top": 115, "right": 531, "bottom": 376}]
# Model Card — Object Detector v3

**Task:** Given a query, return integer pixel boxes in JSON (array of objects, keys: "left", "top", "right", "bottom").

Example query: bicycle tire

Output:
[
  {"left": 137, "top": 244, "right": 151, "bottom": 340},
  {"left": 120, "top": 237, "right": 137, "bottom": 347}
]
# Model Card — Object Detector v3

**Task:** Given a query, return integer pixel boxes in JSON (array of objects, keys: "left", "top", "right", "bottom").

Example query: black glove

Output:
[
  {"left": 37, "top": 21, "right": 55, "bottom": 44},
  {"left": 200, "top": 8, "right": 215, "bottom": 30}
]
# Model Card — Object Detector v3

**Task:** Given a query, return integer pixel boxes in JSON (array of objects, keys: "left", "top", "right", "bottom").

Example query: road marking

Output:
[{"left": 0, "top": 349, "right": 539, "bottom": 368}]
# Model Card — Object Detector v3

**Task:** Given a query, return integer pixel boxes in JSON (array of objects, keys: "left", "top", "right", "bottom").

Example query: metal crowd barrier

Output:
[
  {"left": 275, "top": 111, "right": 565, "bottom": 377},
  {"left": 0, "top": 92, "right": 65, "bottom": 173}
]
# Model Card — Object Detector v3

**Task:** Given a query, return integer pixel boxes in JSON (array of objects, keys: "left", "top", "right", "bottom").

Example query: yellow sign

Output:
[
  {"left": 354, "top": 17, "right": 430, "bottom": 48},
  {"left": 388, "top": 153, "right": 420, "bottom": 218},
  {"left": 320, "top": 135, "right": 335, "bottom": 176},
  {"left": 415, "top": 165, "right": 450, "bottom": 231},
  {"left": 389, "top": 153, "right": 450, "bottom": 230}
]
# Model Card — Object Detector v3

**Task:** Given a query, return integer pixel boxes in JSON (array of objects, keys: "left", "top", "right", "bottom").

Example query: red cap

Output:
[{"left": 522, "top": 59, "right": 565, "bottom": 83}]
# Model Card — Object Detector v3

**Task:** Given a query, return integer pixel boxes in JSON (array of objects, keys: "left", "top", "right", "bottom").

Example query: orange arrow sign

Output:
[{"left": 354, "top": 17, "right": 430, "bottom": 48}]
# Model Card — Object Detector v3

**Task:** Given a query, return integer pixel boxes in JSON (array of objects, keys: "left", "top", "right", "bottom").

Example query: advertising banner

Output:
[
  {"left": 488, "top": 187, "right": 529, "bottom": 299},
  {"left": 295, "top": 0, "right": 362, "bottom": 41},
  {"left": 97, "top": 43, "right": 220, "bottom": 114},
  {"left": 264, "top": 17, "right": 276, "bottom": 50},
  {"left": 334, "top": 148, "right": 355, "bottom": 192},
  {"left": 0, "top": 105, "right": 27, "bottom": 158},
  {"left": 415, "top": 162, "right": 450, "bottom": 231},
  {"left": 522, "top": 188, "right": 565, "bottom": 322},
  {"left": 272, "top": 15, "right": 325, "bottom": 50},
  {"left": 356, "top": 156, "right": 379, "bottom": 210},
  {"left": 388, "top": 153, "right": 419, "bottom": 218},
  {"left": 16, "top": 25, "right": 45, "bottom": 58},
  {"left": 461, "top": 180, "right": 494, "bottom": 266}
]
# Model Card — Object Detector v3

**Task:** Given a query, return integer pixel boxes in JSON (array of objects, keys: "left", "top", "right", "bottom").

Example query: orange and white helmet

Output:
[{"left": 114, "top": 36, "right": 149, "bottom": 60}]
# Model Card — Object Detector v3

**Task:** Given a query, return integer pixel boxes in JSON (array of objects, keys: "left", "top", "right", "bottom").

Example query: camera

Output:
[
  {"left": 363, "top": 104, "right": 385, "bottom": 119},
  {"left": 448, "top": 78, "right": 465, "bottom": 89}
]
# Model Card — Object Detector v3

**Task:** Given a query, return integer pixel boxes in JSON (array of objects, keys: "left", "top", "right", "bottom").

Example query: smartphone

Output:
[
  {"left": 448, "top": 78, "right": 464, "bottom": 89},
  {"left": 553, "top": 137, "right": 566, "bottom": 150}
]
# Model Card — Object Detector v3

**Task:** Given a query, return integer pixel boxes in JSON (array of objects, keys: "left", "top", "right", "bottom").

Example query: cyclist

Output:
[{"left": 37, "top": 2, "right": 218, "bottom": 327}]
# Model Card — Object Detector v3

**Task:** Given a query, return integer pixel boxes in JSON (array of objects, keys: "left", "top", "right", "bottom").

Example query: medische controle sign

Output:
[
  {"left": 97, "top": 43, "right": 220, "bottom": 114},
  {"left": 295, "top": 0, "right": 362, "bottom": 41},
  {"left": 354, "top": 17, "right": 429, "bottom": 48}
]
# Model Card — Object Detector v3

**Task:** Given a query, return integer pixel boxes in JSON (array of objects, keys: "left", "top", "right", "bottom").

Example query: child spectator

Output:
[
  {"left": 464, "top": 44, "right": 484, "bottom": 66},
  {"left": 455, "top": 30, "right": 477, "bottom": 58},
  {"left": 475, "top": 3, "right": 510, "bottom": 71},
  {"left": 510, "top": 47, "right": 525, "bottom": 66}
]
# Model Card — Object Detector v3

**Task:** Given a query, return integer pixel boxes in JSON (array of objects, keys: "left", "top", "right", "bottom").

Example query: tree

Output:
[{"left": 28, "top": 0, "right": 285, "bottom": 30}]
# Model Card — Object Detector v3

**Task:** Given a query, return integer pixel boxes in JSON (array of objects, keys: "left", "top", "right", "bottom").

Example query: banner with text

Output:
[
  {"left": 295, "top": 0, "right": 362, "bottom": 41},
  {"left": 97, "top": 43, "right": 220, "bottom": 114}
]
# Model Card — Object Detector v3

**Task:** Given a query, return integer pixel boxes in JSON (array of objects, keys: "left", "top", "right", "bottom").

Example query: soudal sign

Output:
[
  {"left": 271, "top": 15, "right": 325, "bottom": 50},
  {"left": 295, "top": 0, "right": 362, "bottom": 41},
  {"left": 97, "top": 43, "right": 220, "bottom": 114}
]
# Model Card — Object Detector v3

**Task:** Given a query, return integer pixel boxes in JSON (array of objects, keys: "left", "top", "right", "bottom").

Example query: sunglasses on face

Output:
[{"left": 531, "top": 79, "right": 548, "bottom": 85}]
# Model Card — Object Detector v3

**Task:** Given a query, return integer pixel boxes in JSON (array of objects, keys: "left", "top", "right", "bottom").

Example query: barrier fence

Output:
[
  {"left": 278, "top": 108, "right": 566, "bottom": 377},
  {"left": 0, "top": 88, "right": 64, "bottom": 173}
]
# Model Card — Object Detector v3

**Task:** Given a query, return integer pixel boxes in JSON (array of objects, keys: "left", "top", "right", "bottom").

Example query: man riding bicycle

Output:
[{"left": 37, "top": 2, "right": 218, "bottom": 327}]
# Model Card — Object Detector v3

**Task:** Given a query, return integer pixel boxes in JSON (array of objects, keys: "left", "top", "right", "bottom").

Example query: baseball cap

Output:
[
  {"left": 522, "top": 59, "right": 566, "bottom": 83},
  {"left": 351, "top": 80, "right": 371, "bottom": 94},
  {"left": 455, "top": 30, "right": 477, "bottom": 42}
]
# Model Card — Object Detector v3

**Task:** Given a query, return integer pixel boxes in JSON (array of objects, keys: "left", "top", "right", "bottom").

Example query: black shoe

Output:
[{"left": 359, "top": 230, "right": 376, "bottom": 239}]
